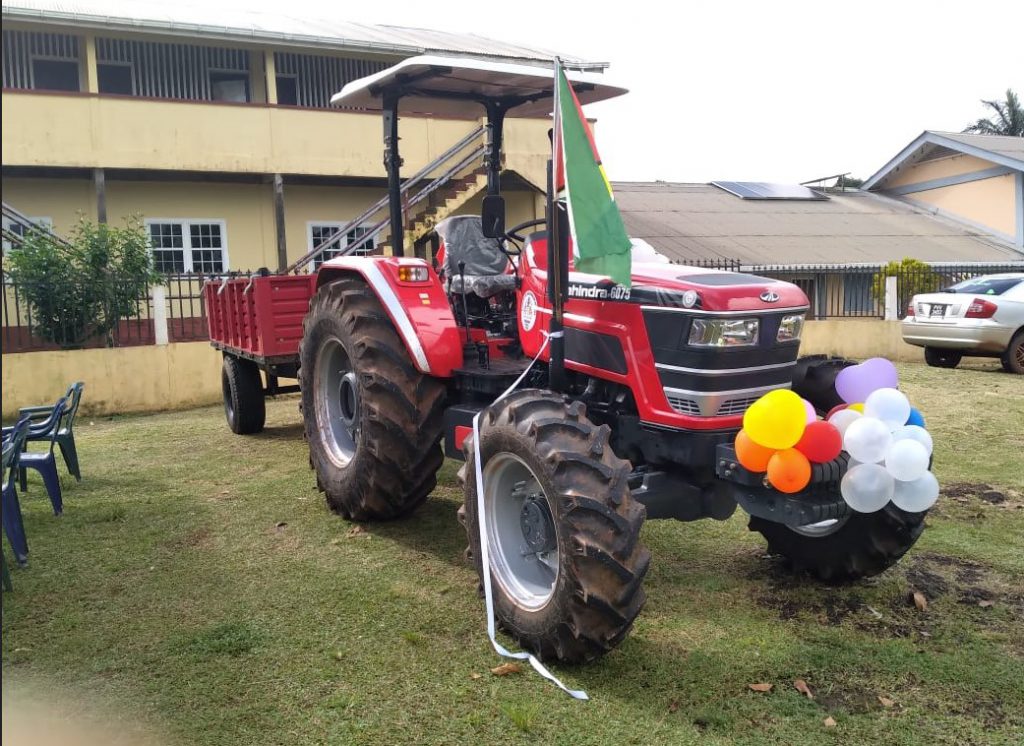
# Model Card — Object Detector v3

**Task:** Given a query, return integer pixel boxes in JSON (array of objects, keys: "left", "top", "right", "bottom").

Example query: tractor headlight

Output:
[
  {"left": 777, "top": 313, "right": 805, "bottom": 342},
  {"left": 688, "top": 318, "right": 759, "bottom": 347}
]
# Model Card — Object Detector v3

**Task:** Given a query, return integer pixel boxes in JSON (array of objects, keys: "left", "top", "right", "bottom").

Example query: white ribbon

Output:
[{"left": 471, "top": 330, "right": 588, "bottom": 700}]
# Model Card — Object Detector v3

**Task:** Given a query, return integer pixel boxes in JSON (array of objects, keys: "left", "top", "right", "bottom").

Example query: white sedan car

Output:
[{"left": 902, "top": 272, "right": 1024, "bottom": 373}]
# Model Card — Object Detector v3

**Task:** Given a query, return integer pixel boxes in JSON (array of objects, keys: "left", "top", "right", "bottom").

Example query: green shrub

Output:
[{"left": 5, "top": 217, "right": 158, "bottom": 348}]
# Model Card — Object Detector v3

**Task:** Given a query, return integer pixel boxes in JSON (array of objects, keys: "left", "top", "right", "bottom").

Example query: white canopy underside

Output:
[{"left": 330, "top": 55, "right": 627, "bottom": 117}]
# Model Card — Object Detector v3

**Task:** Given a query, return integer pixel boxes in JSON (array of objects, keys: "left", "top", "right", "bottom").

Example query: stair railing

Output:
[{"left": 286, "top": 124, "right": 488, "bottom": 274}]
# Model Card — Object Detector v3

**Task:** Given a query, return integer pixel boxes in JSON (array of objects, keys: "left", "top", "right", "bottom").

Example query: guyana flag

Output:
[{"left": 554, "top": 62, "right": 632, "bottom": 287}]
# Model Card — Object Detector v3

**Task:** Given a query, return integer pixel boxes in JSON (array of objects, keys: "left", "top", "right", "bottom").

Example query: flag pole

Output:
[{"left": 548, "top": 57, "right": 567, "bottom": 392}]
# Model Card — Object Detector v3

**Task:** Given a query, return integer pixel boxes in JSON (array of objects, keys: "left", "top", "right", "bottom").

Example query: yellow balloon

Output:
[
  {"left": 742, "top": 389, "right": 807, "bottom": 450},
  {"left": 849, "top": 403, "right": 865, "bottom": 413}
]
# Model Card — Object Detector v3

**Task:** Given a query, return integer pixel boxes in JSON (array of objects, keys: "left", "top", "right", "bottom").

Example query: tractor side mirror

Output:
[{"left": 481, "top": 195, "right": 506, "bottom": 238}]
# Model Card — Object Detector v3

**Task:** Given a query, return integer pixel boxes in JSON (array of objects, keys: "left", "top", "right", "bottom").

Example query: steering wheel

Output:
[{"left": 505, "top": 218, "right": 546, "bottom": 243}]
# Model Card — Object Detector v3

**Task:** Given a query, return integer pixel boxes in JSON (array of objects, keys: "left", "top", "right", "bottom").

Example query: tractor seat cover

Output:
[{"left": 436, "top": 215, "right": 510, "bottom": 296}]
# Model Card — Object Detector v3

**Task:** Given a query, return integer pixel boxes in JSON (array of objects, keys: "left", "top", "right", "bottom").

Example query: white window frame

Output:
[
  {"left": 2, "top": 215, "right": 52, "bottom": 253},
  {"left": 307, "top": 221, "right": 376, "bottom": 269},
  {"left": 145, "top": 218, "right": 229, "bottom": 274}
]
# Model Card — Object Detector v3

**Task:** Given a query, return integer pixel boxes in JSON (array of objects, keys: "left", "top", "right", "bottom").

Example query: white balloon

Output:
[
  {"left": 843, "top": 416, "right": 893, "bottom": 464},
  {"left": 841, "top": 463, "right": 895, "bottom": 513},
  {"left": 891, "top": 472, "right": 940, "bottom": 512},
  {"left": 864, "top": 388, "right": 912, "bottom": 429},
  {"left": 828, "top": 409, "right": 862, "bottom": 438},
  {"left": 891, "top": 425, "right": 933, "bottom": 456},
  {"left": 885, "top": 439, "right": 930, "bottom": 482}
]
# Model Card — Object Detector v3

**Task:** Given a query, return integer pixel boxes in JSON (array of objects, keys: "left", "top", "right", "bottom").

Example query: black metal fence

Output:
[
  {"left": 741, "top": 262, "right": 1023, "bottom": 320},
  {"left": 3, "top": 262, "right": 1022, "bottom": 353},
  {"left": 2, "top": 273, "right": 211, "bottom": 352}
]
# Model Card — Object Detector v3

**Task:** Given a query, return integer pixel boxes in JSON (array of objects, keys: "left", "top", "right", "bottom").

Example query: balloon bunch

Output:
[
  {"left": 829, "top": 359, "right": 938, "bottom": 513},
  {"left": 733, "top": 357, "right": 939, "bottom": 514},
  {"left": 736, "top": 389, "right": 843, "bottom": 494}
]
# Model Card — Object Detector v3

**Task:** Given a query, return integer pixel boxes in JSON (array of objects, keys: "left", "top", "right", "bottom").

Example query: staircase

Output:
[{"left": 286, "top": 126, "right": 492, "bottom": 273}]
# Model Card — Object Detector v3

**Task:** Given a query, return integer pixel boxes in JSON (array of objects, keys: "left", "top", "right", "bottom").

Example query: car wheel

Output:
[
  {"left": 924, "top": 347, "right": 962, "bottom": 369},
  {"left": 1001, "top": 331, "right": 1024, "bottom": 374}
]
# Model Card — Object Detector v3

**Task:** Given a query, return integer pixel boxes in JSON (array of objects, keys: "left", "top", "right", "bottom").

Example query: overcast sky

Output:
[{"left": 219, "top": 0, "right": 1021, "bottom": 184}]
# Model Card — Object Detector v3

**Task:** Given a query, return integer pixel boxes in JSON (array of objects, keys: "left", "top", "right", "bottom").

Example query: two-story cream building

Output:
[{"left": 2, "top": 0, "right": 563, "bottom": 273}]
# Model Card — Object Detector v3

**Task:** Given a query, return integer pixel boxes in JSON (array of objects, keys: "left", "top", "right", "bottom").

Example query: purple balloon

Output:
[{"left": 835, "top": 358, "right": 899, "bottom": 405}]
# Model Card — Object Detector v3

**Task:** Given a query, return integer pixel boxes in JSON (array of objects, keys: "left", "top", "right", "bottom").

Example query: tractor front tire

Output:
[
  {"left": 749, "top": 504, "right": 926, "bottom": 582},
  {"left": 460, "top": 390, "right": 650, "bottom": 663},
  {"left": 222, "top": 356, "right": 266, "bottom": 434},
  {"left": 791, "top": 354, "right": 856, "bottom": 413},
  {"left": 299, "top": 276, "right": 445, "bottom": 520}
]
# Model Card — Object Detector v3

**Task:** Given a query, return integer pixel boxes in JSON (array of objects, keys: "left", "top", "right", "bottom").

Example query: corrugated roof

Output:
[
  {"left": 1, "top": 0, "right": 585, "bottom": 64},
  {"left": 614, "top": 182, "right": 1024, "bottom": 265},
  {"left": 932, "top": 131, "right": 1024, "bottom": 163}
]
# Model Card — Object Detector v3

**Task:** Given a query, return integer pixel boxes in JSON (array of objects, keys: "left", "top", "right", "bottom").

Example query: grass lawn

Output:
[{"left": 2, "top": 361, "right": 1022, "bottom": 745}]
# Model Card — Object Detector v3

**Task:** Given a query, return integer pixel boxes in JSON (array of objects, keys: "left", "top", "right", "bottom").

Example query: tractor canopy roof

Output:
[{"left": 330, "top": 54, "right": 627, "bottom": 117}]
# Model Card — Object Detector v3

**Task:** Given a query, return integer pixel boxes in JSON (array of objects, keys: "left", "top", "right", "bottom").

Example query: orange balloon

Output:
[
  {"left": 735, "top": 429, "right": 776, "bottom": 472},
  {"left": 767, "top": 449, "right": 812, "bottom": 494}
]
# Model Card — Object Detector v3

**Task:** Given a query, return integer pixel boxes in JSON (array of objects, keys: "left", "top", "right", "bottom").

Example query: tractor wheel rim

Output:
[
  {"left": 483, "top": 453, "right": 559, "bottom": 610},
  {"left": 316, "top": 337, "right": 358, "bottom": 467},
  {"left": 790, "top": 514, "right": 850, "bottom": 537}
]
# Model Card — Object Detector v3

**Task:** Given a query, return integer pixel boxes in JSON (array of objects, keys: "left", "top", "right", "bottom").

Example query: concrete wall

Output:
[
  {"left": 1, "top": 90, "right": 553, "bottom": 181},
  {"left": 1, "top": 342, "right": 223, "bottom": 420},
  {"left": 881, "top": 152, "right": 1018, "bottom": 238},
  {"left": 885, "top": 153, "right": 994, "bottom": 187},
  {"left": 801, "top": 319, "right": 923, "bottom": 363},
  {"left": 2, "top": 319, "right": 925, "bottom": 419},
  {"left": 905, "top": 173, "right": 1016, "bottom": 237}
]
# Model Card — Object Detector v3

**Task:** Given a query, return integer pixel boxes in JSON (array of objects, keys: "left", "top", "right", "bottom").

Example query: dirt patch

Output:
[
  {"left": 941, "top": 482, "right": 992, "bottom": 499},
  {"left": 904, "top": 565, "right": 949, "bottom": 600},
  {"left": 817, "top": 684, "right": 883, "bottom": 715}
]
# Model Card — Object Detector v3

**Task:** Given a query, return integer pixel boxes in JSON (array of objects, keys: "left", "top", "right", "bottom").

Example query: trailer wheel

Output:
[
  {"left": 749, "top": 504, "right": 926, "bottom": 582},
  {"left": 460, "top": 390, "right": 650, "bottom": 663},
  {"left": 222, "top": 356, "right": 266, "bottom": 434},
  {"left": 299, "top": 276, "right": 445, "bottom": 520}
]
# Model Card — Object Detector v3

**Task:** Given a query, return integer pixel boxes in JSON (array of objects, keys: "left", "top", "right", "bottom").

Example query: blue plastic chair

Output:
[
  {"left": 16, "top": 397, "right": 67, "bottom": 516},
  {"left": 20, "top": 381, "right": 84, "bottom": 481},
  {"left": 2, "top": 419, "right": 31, "bottom": 566}
]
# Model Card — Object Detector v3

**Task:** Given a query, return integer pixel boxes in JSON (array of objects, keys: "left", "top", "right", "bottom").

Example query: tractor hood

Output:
[{"left": 524, "top": 235, "right": 809, "bottom": 313}]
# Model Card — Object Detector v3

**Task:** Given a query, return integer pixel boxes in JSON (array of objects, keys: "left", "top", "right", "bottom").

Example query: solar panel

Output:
[{"left": 711, "top": 181, "right": 829, "bottom": 200}]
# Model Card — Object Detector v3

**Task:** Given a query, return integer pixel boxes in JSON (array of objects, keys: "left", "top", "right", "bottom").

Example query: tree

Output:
[
  {"left": 872, "top": 258, "right": 941, "bottom": 316},
  {"left": 963, "top": 89, "right": 1024, "bottom": 137},
  {"left": 4, "top": 217, "right": 159, "bottom": 348}
]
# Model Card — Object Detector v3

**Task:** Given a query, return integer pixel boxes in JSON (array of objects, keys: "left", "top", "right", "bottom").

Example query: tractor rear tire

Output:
[
  {"left": 749, "top": 504, "right": 926, "bottom": 582},
  {"left": 460, "top": 390, "right": 650, "bottom": 663},
  {"left": 924, "top": 347, "right": 961, "bottom": 369},
  {"left": 222, "top": 356, "right": 266, "bottom": 434},
  {"left": 299, "top": 276, "right": 446, "bottom": 520}
]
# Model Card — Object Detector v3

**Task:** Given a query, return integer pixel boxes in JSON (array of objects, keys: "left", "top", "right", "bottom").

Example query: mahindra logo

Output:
[{"left": 760, "top": 290, "right": 780, "bottom": 303}]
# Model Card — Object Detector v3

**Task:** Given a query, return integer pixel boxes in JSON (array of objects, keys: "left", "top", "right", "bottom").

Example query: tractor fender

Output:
[{"left": 316, "top": 256, "right": 463, "bottom": 377}]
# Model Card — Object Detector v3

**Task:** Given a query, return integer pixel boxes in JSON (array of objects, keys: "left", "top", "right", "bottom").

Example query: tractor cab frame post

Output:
[{"left": 382, "top": 90, "right": 405, "bottom": 257}]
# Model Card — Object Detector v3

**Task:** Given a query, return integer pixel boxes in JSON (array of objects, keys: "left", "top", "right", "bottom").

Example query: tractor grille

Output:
[
  {"left": 664, "top": 385, "right": 787, "bottom": 418},
  {"left": 643, "top": 306, "right": 806, "bottom": 418}
]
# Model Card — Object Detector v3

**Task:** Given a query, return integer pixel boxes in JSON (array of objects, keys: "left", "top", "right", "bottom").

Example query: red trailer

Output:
[{"left": 204, "top": 273, "right": 315, "bottom": 432}]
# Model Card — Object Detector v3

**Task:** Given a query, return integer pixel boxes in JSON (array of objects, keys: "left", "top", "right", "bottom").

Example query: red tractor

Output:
[{"left": 207, "top": 57, "right": 926, "bottom": 663}]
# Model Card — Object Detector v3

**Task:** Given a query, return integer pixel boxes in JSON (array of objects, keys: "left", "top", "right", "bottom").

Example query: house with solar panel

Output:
[
  {"left": 614, "top": 135, "right": 1023, "bottom": 318},
  {"left": 1, "top": 0, "right": 559, "bottom": 274}
]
